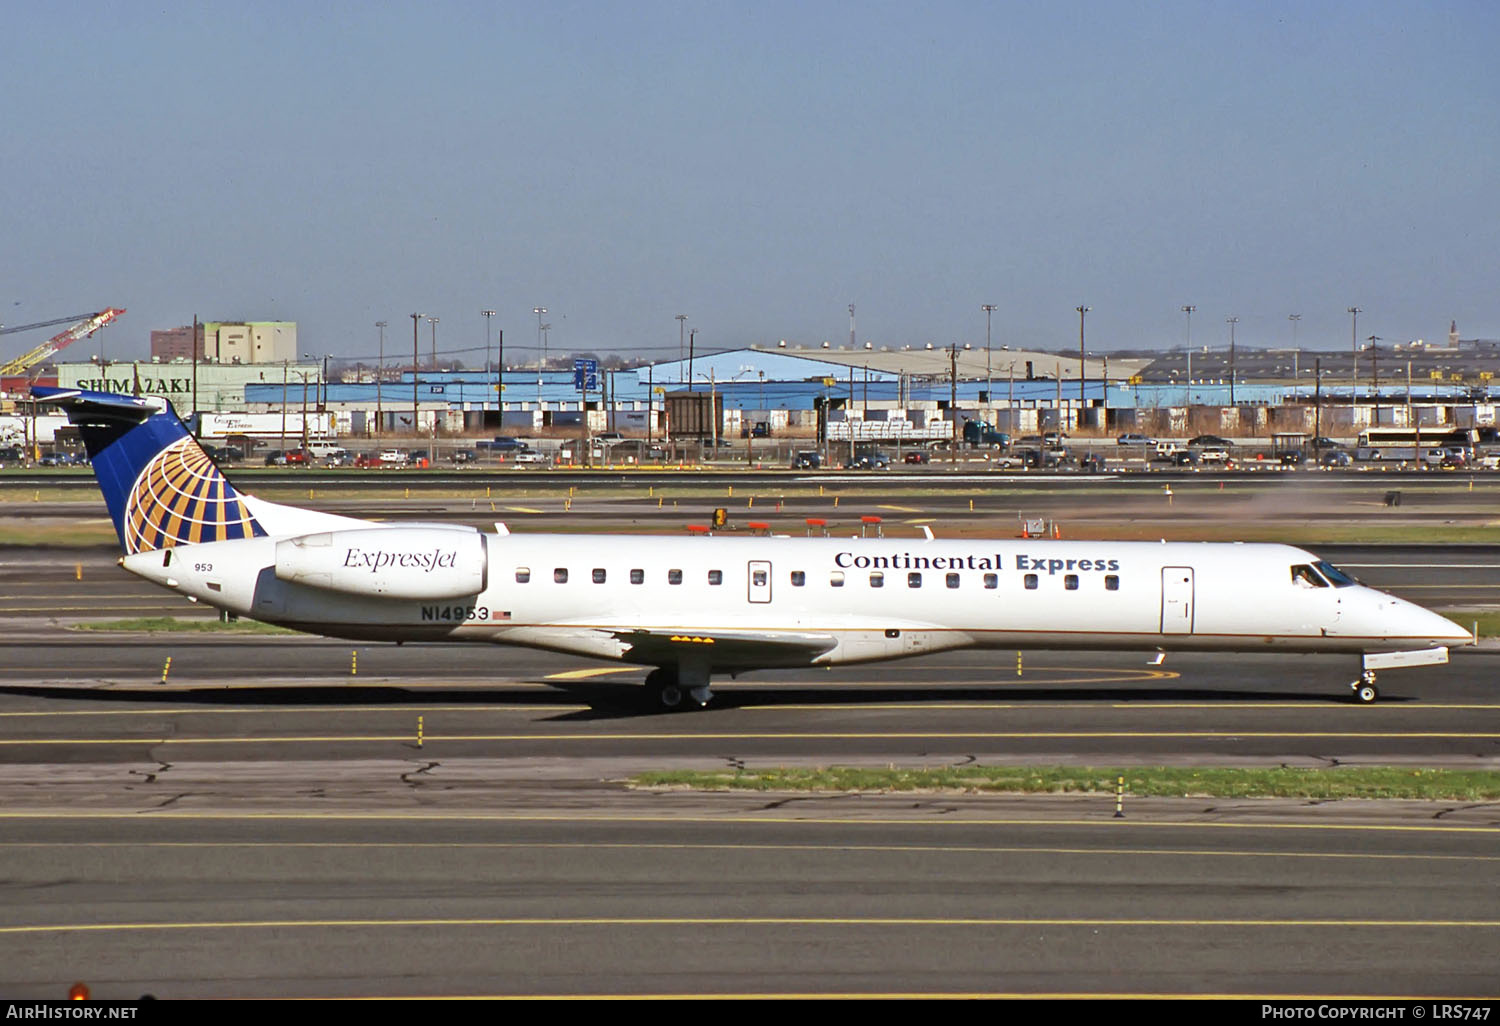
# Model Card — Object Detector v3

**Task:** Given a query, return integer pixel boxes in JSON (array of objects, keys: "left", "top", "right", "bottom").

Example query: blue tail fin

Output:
[{"left": 32, "top": 387, "right": 265, "bottom": 553}]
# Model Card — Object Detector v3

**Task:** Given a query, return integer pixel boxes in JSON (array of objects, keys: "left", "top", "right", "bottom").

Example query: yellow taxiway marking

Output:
[
  {"left": 501, "top": 506, "right": 545, "bottom": 514},
  {"left": 3, "top": 840, "right": 1493, "bottom": 863},
  {"left": 9, "top": 700, "right": 1500, "bottom": 719},
  {"left": 6, "top": 730, "right": 1500, "bottom": 746},
  {"left": 876, "top": 504, "right": 924, "bottom": 513},
  {"left": 3, "top": 916, "right": 1497, "bottom": 936},
  {"left": 0, "top": 811, "right": 1491, "bottom": 833},
  {"left": 545, "top": 667, "right": 637, "bottom": 680}
]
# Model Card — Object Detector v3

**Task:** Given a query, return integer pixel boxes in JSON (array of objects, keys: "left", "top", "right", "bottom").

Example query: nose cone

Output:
[
  {"left": 1417, "top": 606, "right": 1476, "bottom": 648},
  {"left": 1382, "top": 592, "right": 1473, "bottom": 648}
]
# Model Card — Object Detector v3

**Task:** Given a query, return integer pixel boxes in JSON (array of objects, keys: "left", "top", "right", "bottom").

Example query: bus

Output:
[{"left": 1354, "top": 427, "right": 1476, "bottom": 462}]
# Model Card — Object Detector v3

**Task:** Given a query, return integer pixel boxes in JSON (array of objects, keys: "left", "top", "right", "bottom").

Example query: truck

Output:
[{"left": 963, "top": 420, "right": 1011, "bottom": 448}]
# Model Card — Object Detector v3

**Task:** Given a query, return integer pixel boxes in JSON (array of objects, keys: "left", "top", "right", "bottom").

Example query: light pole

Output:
[
  {"left": 981, "top": 303, "right": 996, "bottom": 403},
  {"left": 1075, "top": 305, "right": 1090, "bottom": 410},
  {"left": 1369, "top": 335, "right": 1381, "bottom": 421},
  {"left": 688, "top": 329, "right": 698, "bottom": 393},
  {"left": 1348, "top": 306, "right": 1362, "bottom": 408},
  {"left": 1226, "top": 317, "right": 1239, "bottom": 407},
  {"left": 410, "top": 312, "right": 422, "bottom": 437},
  {"left": 676, "top": 314, "right": 687, "bottom": 369},
  {"left": 375, "top": 321, "right": 386, "bottom": 435},
  {"left": 481, "top": 310, "right": 496, "bottom": 374},
  {"left": 426, "top": 316, "right": 439, "bottom": 372},
  {"left": 481, "top": 310, "right": 497, "bottom": 430},
  {"left": 534, "top": 306, "right": 547, "bottom": 409}
]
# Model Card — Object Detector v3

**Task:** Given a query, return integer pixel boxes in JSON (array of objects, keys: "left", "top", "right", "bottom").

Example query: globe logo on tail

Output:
[{"left": 123, "top": 436, "right": 263, "bottom": 553}]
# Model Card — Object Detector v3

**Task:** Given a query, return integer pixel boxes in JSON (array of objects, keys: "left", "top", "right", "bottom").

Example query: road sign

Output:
[{"left": 573, "top": 359, "right": 598, "bottom": 391}]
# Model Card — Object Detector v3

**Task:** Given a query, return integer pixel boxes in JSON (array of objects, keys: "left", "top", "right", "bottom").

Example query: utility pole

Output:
[
  {"left": 982, "top": 303, "right": 997, "bottom": 404},
  {"left": 1076, "top": 305, "right": 1090, "bottom": 414},
  {"left": 950, "top": 344, "right": 959, "bottom": 466},
  {"left": 410, "top": 313, "right": 422, "bottom": 437},
  {"left": 1348, "top": 306, "right": 1362, "bottom": 410},
  {"left": 375, "top": 320, "right": 386, "bottom": 436},
  {"left": 1226, "top": 317, "right": 1239, "bottom": 407}
]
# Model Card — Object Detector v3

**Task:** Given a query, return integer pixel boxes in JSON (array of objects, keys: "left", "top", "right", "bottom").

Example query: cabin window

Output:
[
  {"left": 592, "top": 568, "right": 606, "bottom": 584},
  {"left": 515, "top": 567, "right": 531, "bottom": 584},
  {"left": 1105, "top": 574, "right": 1119, "bottom": 591},
  {"left": 830, "top": 571, "right": 845, "bottom": 588},
  {"left": 1291, "top": 564, "right": 1328, "bottom": 589},
  {"left": 553, "top": 568, "right": 568, "bottom": 584},
  {"left": 630, "top": 569, "right": 644, "bottom": 585},
  {"left": 983, "top": 573, "right": 998, "bottom": 589},
  {"left": 1024, "top": 573, "right": 1039, "bottom": 590},
  {"left": 946, "top": 573, "right": 961, "bottom": 589},
  {"left": 752, "top": 569, "right": 768, "bottom": 587},
  {"left": 668, "top": 569, "right": 683, "bottom": 585},
  {"left": 1065, "top": 574, "right": 1079, "bottom": 590},
  {"left": 908, "top": 572, "right": 922, "bottom": 588},
  {"left": 791, "top": 571, "right": 806, "bottom": 587},
  {"left": 708, "top": 569, "right": 723, "bottom": 586},
  {"left": 870, "top": 572, "right": 884, "bottom": 588}
]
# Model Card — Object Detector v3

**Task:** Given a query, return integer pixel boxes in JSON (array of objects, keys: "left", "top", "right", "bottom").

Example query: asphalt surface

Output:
[{"left": 1, "top": 528, "right": 1498, "bottom": 997}]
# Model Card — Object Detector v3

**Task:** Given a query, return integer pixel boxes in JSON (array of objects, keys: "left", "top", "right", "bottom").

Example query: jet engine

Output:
[{"left": 274, "top": 527, "right": 487, "bottom": 600}]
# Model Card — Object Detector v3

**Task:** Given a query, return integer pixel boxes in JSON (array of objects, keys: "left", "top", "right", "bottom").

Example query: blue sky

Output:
[{"left": 3, "top": 1, "right": 1496, "bottom": 366}]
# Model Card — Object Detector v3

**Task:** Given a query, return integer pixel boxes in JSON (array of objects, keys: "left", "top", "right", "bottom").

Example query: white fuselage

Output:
[{"left": 121, "top": 529, "right": 1471, "bottom": 672}]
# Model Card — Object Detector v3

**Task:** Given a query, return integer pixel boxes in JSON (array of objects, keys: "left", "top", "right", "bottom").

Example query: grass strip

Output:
[
  {"left": 72, "top": 616, "right": 299, "bottom": 635},
  {"left": 632, "top": 765, "right": 1500, "bottom": 801}
]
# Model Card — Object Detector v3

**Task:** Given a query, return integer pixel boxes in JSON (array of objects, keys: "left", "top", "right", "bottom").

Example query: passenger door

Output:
[
  {"left": 1161, "top": 567, "right": 1194, "bottom": 634},
  {"left": 747, "top": 560, "right": 772, "bottom": 604}
]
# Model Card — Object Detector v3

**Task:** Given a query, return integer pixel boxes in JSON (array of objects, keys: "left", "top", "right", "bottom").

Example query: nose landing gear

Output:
[{"left": 1350, "top": 669, "right": 1379, "bottom": 703}]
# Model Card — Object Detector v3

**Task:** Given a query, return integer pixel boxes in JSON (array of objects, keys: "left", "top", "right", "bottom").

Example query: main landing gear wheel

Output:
[
  {"left": 645, "top": 668, "right": 684, "bottom": 710},
  {"left": 1351, "top": 670, "right": 1379, "bottom": 704}
]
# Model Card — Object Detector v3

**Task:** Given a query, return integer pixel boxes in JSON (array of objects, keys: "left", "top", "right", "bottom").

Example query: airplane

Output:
[{"left": 33, "top": 386, "right": 1472, "bottom": 710}]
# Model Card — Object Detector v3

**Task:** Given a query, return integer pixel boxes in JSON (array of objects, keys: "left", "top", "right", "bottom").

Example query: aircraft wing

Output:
[{"left": 610, "top": 627, "right": 838, "bottom": 669}]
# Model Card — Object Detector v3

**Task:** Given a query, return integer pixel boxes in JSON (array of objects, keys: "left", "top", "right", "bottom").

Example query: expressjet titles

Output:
[
  {"left": 834, "top": 551, "right": 1122, "bottom": 574},
  {"left": 342, "top": 547, "right": 459, "bottom": 573}
]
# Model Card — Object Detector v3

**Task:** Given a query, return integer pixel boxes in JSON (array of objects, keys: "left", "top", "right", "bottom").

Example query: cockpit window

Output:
[
  {"left": 1313, "top": 561, "right": 1357, "bottom": 588},
  {"left": 1291, "top": 564, "right": 1328, "bottom": 588}
]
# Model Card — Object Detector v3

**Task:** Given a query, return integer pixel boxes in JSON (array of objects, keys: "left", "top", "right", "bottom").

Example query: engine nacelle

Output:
[{"left": 274, "top": 527, "right": 487, "bottom": 600}]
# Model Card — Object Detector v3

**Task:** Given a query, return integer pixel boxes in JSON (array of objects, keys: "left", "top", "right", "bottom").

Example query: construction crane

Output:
[{"left": 0, "top": 308, "right": 126, "bottom": 376}]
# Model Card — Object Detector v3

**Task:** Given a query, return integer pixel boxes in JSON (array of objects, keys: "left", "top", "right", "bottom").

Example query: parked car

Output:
[
  {"left": 847, "top": 450, "right": 891, "bottom": 470},
  {"left": 1020, "top": 448, "right": 1060, "bottom": 469},
  {"left": 903, "top": 451, "right": 929, "bottom": 464},
  {"left": 596, "top": 432, "right": 625, "bottom": 444},
  {"left": 1077, "top": 453, "right": 1105, "bottom": 472},
  {"left": 1171, "top": 449, "right": 1198, "bottom": 466},
  {"left": 354, "top": 453, "right": 383, "bottom": 468},
  {"left": 283, "top": 448, "right": 310, "bottom": 465},
  {"left": 1116, "top": 433, "right": 1154, "bottom": 446},
  {"left": 1188, "top": 434, "right": 1232, "bottom": 448},
  {"left": 406, "top": 450, "right": 431, "bottom": 469},
  {"left": 512, "top": 451, "right": 548, "bottom": 466},
  {"left": 263, "top": 450, "right": 287, "bottom": 466},
  {"left": 0, "top": 446, "right": 25, "bottom": 461},
  {"left": 1319, "top": 450, "right": 1351, "bottom": 467},
  {"left": 1042, "top": 431, "right": 1068, "bottom": 446},
  {"left": 1196, "top": 446, "right": 1231, "bottom": 464},
  {"left": 451, "top": 450, "right": 477, "bottom": 464},
  {"left": 378, "top": 449, "right": 407, "bottom": 465},
  {"left": 38, "top": 452, "right": 67, "bottom": 467},
  {"left": 791, "top": 451, "right": 821, "bottom": 469},
  {"left": 1277, "top": 449, "right": 1306, "bottom": 466}
]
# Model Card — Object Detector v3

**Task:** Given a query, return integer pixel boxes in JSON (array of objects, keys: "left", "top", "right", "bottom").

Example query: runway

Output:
[{"left": 1, "top": 543, "right": 1497, "bottom": 997}]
